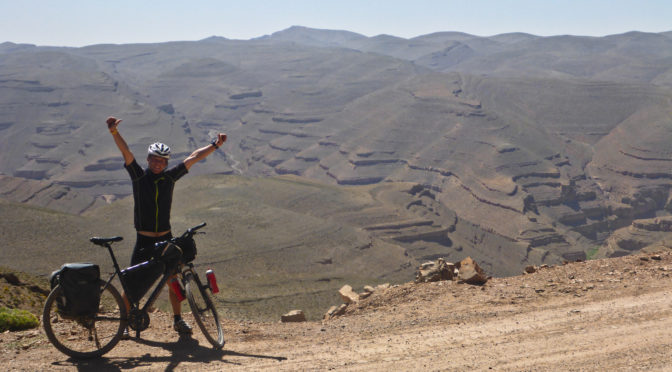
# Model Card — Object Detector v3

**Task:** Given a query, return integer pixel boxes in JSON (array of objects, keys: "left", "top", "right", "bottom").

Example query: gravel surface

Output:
[{"left": 3, "top": 250, "right": 672, "bottom": 371}]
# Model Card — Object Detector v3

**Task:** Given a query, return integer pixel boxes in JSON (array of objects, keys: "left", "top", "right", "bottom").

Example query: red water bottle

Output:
[
  {"left": 206, "top": 269, "right": 219, "bottom": 294},
  {"left": 169, "top": 278, "right": 185, "bottom": 302}
]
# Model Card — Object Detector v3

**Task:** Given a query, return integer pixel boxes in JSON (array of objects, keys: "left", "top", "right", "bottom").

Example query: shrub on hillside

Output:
[{"left": 0, "top": 307, "right": 39, "bottom": 332}]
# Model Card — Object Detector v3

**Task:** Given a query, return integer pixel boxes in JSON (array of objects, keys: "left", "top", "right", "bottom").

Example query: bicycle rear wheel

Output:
[
  {"left": 42, "top": 281, "right": 127, "bottom": 359},
  {"left": 183, "top": 271, "right": 224, "bottom": 348}
]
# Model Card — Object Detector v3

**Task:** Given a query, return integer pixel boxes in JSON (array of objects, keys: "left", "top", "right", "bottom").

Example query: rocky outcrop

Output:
[
  {"left": 415, "top": 258, "right": 455, "bottom": 283},
  {"left": 325, "top": 283, "right": 390, "bottom": 320},
  {"left": 324, "top": 304, "right": 347, "bottom": 320},
  {"left": 456, "top": 257, "right": 489, "bottom": 285},
  {"left": 518, "top": 227, "right": 568, "bottom": 248},
  {"left": 325, "top": 257, "right": 491, "bottom": 320},
  {"left": 339, "top": 285, "right": 359, "bottom": 304},
  {"left": 632, "top": 216, "right": 672, "bottom": 232},
  {"left": 604, "top": 216, "right": 672, "bottom": 257},
  {"left": 281, "top": 310, "right": 306, "bottom": 323}
]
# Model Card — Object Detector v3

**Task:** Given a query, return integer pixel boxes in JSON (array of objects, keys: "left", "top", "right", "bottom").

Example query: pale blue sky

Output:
[{"left": 1, "top": 0, "right": 671, "bottom": 47}]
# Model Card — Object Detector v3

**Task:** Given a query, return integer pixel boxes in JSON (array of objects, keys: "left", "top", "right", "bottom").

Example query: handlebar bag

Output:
[
  {"left": 52, "top": 263, "right": 101, "bottom": 317},
  {"left": 154, "top": 241, "right": 183, "bottom": 270},
  {"left": 173, "top": 236, "right": 197, "bottom": 263},
  {"left": 121, "top": 259, "right": 165, "bottom": 303}
]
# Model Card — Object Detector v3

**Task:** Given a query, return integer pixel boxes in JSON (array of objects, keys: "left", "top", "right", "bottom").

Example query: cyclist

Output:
[{"left": 106, "top": 116, "right": 227, "bottom": 336}]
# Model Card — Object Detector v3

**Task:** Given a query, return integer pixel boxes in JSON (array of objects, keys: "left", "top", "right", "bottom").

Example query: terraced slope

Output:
[{"left": 1, "top": 28, "right": 672, "bottom": 276}]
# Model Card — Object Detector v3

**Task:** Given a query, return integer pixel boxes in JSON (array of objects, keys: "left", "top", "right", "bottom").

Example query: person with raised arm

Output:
[{"left": 107, "top": 116, "right": 227, "bottom": 337}]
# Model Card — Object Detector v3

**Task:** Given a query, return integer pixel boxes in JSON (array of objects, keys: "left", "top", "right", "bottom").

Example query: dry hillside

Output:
[
  {"left": 2, "top": 249, "right": 671, "bottom": 371},
  {"left": 2, "top": 28, "right": 672, "bottom": 276},
  {"left": 2, "top": 27, "right": 672, "bottom": 370}
]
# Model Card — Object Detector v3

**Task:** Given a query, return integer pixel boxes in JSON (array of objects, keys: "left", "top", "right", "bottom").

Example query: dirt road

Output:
[{"left": 3, "top": 251, "right": 672, "bottom": 371}]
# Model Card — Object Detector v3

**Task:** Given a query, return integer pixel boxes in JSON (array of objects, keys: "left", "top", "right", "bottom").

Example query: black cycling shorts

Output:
[{"left": 130, "top": 232, "right": 173, "bottom": 266}]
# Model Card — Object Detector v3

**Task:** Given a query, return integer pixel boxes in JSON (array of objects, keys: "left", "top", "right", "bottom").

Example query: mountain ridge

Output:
[{"left": 1, "top": 26, "right": 672, "bottom": 287}]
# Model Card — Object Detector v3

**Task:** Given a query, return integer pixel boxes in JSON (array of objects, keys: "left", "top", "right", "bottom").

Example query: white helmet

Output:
[{"left": 148, "top": 142, "right": 171, "bottom": 159}]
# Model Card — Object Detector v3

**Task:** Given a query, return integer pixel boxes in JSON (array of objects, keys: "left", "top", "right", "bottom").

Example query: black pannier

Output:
[
  {"left": 173, "top": 236, "right": 197, "bottom": 263},
  {"left": 120, "top": 259, "right": 165, "bottom": 303},
  {"left": 50, "top": 263, "right": 101, "bottom": 317}
]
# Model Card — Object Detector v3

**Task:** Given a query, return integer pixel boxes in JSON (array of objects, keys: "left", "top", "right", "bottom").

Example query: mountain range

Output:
[{"left": 2, "top": 26, "right": 672, "bottom": 283}]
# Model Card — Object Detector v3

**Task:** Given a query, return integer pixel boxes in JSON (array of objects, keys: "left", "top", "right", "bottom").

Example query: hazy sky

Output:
[{"left": 1, "top": 0, "right": 671, "bottom": 47}]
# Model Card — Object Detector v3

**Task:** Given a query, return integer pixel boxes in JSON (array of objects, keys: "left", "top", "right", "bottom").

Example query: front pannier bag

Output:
[{"left": 52, "top": 263, "right": 101, "bottom": 317}]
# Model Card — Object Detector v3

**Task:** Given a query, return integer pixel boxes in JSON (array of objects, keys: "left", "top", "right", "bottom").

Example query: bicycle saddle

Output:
[{"left": 89, "top": 236, "right": 124, "bottom": 246}]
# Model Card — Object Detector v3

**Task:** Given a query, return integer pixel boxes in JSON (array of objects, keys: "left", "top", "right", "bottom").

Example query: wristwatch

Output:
[{"left": 210, "top": 139, "right": 219, "bottom": 149}]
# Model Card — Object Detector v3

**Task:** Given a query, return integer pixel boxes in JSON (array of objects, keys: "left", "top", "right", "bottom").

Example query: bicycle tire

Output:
[
  {"left": 42, "top": 280, "right": 127, "bottom": 359},
  {"left": 184, "top": 271, "right": 225, "bottom": 348}
]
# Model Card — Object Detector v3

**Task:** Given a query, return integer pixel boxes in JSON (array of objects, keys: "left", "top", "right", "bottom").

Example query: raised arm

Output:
[
  {"left": 107, "top": 117, "right": 134, "bottom": 165},
  {"left": 183, "top": 133, "right": 227, "bottom": 170}
]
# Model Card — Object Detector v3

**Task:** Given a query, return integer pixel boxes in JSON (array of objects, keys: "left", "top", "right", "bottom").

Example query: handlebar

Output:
[{"left": 181, "top": 222, "right": 207, "bottom": 238}]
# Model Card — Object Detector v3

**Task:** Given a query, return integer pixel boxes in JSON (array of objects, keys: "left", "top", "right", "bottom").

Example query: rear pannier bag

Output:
[
  {"left": 121, "top": 259, "right": 165, "bottom": 303},
  {"left": 50, "top": 263, "right": 101, "bottom": 317}
]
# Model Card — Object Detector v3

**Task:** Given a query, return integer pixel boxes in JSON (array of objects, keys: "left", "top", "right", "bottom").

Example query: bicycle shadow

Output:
[{"left": 54, "top": 334, "right": 287, "bottom": 371}]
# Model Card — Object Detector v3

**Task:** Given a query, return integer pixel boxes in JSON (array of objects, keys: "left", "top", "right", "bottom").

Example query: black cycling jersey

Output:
[{"left": 125, "top": 159, "right": 188, "bottom": 232}]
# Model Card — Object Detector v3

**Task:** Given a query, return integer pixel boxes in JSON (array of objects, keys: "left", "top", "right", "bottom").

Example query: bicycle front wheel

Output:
[
  {"left": 42, "top": 281, "right": 127, "bottom": 359},
  {"left": 184, "top": 271, "right": 225, "bottom": 348}
]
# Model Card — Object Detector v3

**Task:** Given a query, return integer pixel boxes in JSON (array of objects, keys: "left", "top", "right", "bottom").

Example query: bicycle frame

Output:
[{"left": 95, "top": 233, "right": 199, "bottom": 335}]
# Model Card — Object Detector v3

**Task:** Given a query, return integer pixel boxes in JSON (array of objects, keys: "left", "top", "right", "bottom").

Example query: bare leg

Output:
[
  {"left": 168, "top": 274, "right": 192, "bottom": 334},
  {"left": 122, "top": 293, "right": 130, "bottom": 312}
]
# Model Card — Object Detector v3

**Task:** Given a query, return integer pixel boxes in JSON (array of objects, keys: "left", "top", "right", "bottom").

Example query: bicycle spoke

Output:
[
  {"left": 43, "top": 281, "right": 127, "bottom": 359},
  {"left": 184, "top": 272, "right": 225, "bottom": 348}
]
